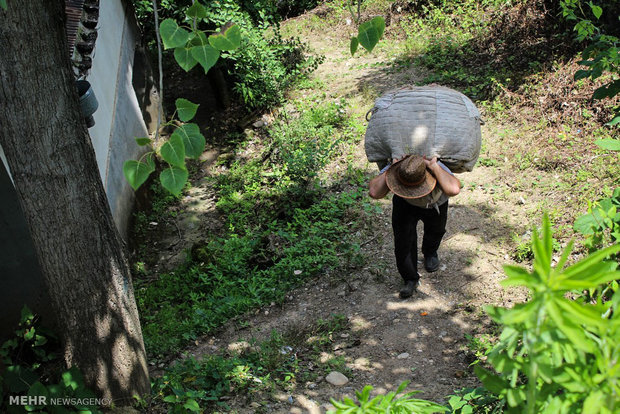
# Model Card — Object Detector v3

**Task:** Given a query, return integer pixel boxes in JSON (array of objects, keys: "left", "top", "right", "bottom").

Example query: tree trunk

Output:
[{"left": 0, "top": 1, "right": 149, "bottom": 404}]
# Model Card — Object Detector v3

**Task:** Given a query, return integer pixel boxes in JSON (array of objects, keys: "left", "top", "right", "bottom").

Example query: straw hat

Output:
[{"left": 385, "top": 155, "right": 436, "bottom": 199}]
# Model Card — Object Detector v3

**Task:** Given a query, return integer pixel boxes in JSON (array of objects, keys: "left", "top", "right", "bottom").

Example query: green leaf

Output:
[
  {"left": 160, "top": 167, "right": 188, "bottom": 196},
  {"left": 62, "top": 367, "right": 84, "bottom": 391},
  {"left": 175, "top": 98, "right": 199, "bottom": 122},
  {"left": 135, "top": 137, "right": 152, "bottom": 146},
  {"left": 0, "top": 0, "right": 7, "bottom": 11},
  {"left": 191, "top": 44, "right": 219, "bottom": 74},
  {"left": 473, "top": 365, "right": 507, "bottom": 394},
  {"left": 501, "top": 265, "right": 535, "bottom": 287},
  {"left": 574, "top": 69, "right": 591, "bottom": 80},
  {"left": 123, "top": 159, "right": 155, "bottom": 191},
  {"left": 160, "top": 133, "right": 186, "bottom": 168},
  {"left": 583, "top": 390, "right": 605, "bottom": 413},
  {"left": 350, "top": 37, "right": 359, "bottom": 55},
  {"left": 589, "top": 2, "right": 603, "bottom": 19},
  {"left": 27, "top": 381, "right": 49, "bottom": 408},
  {"left": 174, "top": 46, "right": 198, "bottom": 71},
  {"left": 358, "top": 17, "right": 385, "bottom": 52},
  {"left": 172, "top": 123, "right": 205, "bottom": 159},
  {"left": 21, "top": 305, "right": 34, "bottom": 322},
  {"left": 4, "top": 365, "right": 38, "bottom": 393},
  {"left": 501, "top": 300, "right": 539, "bottom": 325},
  {"left": 562, "top": 244, "right": 620, "bottom": 278},
  {"left": 163, "top": 395, "right": 177, "bottom": 403},
  {"left": 186, "top": 2, "right": 207, "bottom": 19},
  {"left": 209, "top": 23, "right": 241, "bottom": 51},
  {"left": 183, "top": 398, "right": 201, "bottom": 412},
  {"left": 160, "top": 19, "right": 190, "bottom": 50},
  {"left": 606, "top": 114, "right": 620, "bottom": 126},
  {"left": 595, "top": 139, "right": 620, "bottom": 151}
]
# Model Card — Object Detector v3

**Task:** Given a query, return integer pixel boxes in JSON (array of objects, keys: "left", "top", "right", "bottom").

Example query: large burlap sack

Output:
[{"left": 364, "top": 86, "right": 482, "bottom": 173}]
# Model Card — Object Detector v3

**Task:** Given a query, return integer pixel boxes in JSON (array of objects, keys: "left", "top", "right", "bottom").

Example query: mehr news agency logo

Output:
[{"left": 9, "top": 395, "right": 112, "bottom": 408}]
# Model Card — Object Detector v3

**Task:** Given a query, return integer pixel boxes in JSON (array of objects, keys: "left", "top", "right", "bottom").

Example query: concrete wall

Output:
[
  {"left": 0, "top": 0, "right": 148, "bottom": 337},
  {"left": 89, "top": 0, "right": 148, "bottom": 237}
]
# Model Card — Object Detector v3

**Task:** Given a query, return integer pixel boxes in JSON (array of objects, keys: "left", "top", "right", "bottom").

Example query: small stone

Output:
[
  {"left": 393, "top": 318, "right": 400, "bottom": 323},
  {"left": 518, "top": 196, "right": 526, "bottom": 205},
  {"left": 337, "top": 291, "right": 346, "bottom": 297},
  {"left": 249, "top": 402, "right": 261, "bottom": 408},
  {"left": 288, "top": 396, "right": 294, "bottom": 404},
  {"left": 326, "top": 371, "right": 349, "bottom": 386},
  {"left": 397, "top": 352, "right": 410, "bottom": 359},
  {"left": 307, "top": 382, "right": 317, "bottom": 389},
  {"left": 294, "top": 270, "right": 302, "bottom": 275}
]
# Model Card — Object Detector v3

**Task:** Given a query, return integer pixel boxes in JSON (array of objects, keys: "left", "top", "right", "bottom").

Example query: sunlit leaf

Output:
[
  {"left": 562, "top": 244, "right": 620, "bottom": 278},
  {"left": 595, "top": 139, "right": 620, "bottom": 151},
  {"left": 160, "top": 133, "right": 186, "bottom": 168},
  {"left": 500, "top": 300, "right": 539, "bottom": 325},
  {"left": 501, "top": 265, "right": 536, "bottom": 287},
  {"left": 175, "top": 98, "right": 199, "bottom": 122},
  {"left": 160, "top": 166, "right": 188, "bottom": 196},
  {"left": 160, "top": 19, "right": 190, "bottom": 49},
  {"left": 173, "top": 123, "right": 205, "bottom": 159},
  {"left": 209, "top": 23, "right": 241, "bottom": 51},
  {"left": 358, "top": 17, "right": 385, "bottom": 52},
  {"left": 191, "top": 44, "right": 219, "bottom": 73},
  {"left": 589, "top": 3, "right": 603, "bottom": 19}
]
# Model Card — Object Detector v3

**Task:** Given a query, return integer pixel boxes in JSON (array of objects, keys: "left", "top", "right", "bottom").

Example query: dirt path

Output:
[
  {"left": 160, "top": 24, "right": 537, "bottom": 414},
  {"left": 147, "top": 12, "right": 542, "bottom": 414}
]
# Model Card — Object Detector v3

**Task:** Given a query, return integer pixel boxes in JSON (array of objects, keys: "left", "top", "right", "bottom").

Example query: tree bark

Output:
[{"left": 0, "top": 0, "right": 150, "bottom": 404}]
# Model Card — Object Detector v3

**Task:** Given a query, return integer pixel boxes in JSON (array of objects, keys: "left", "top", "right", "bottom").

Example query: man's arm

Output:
[
  {"left": 369, "top": 170, "right": 390, "bottom": 199},
  {"left": 424, "top": 157, "right": 461, "bottom": 196}
]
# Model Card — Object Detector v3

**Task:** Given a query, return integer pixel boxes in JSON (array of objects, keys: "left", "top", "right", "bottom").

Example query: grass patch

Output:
[
  {"left": 134, "top": 97, "right": 376, "bottom": 359},
  {"left": 143, "top": 314, "right": 351, "bottom": 412}
]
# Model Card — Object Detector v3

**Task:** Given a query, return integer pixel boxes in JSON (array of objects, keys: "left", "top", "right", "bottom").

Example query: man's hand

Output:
[{"left": 422, "top": 156, "right": 438, "bottom": 169}]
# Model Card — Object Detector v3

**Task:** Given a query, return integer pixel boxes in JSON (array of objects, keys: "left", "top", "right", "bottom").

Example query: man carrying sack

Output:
[{"left": 369, "top": 155, "right": 461, "bottom": 299}]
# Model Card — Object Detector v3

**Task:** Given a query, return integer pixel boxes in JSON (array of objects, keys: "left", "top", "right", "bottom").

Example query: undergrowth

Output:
[
  {"left": 134, "top": 96, "right": 375, "bottom": 359},
  {"left": 143, "top": 314, "right": 349, "bottom": 412}
]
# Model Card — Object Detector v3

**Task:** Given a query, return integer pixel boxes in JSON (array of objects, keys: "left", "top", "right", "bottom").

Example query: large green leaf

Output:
[
  {"left": 160, "top": 133, "right": 186, "bottom": 168},
  {"left": 123, "top": 157, "right": 155, "bottom": 191},
  {"left": 174, "top": 46, "right": 198, "bottom": 72},
  {"left": 208, "top": 23, "right": 241, "bottom": 51},
  {"left": 174, "top": 123, "right": 205, "bottom": 159},
  {"left": 175, "top": 98, "right": 199, "bottom": 122},
  {"left": 191, "top": 44, "right": 220, "bottom": 73},
  {"left": 595, "top": 139, "right": 620, "bottom": 151},
  {"left": 473, "top": 365, "right": 507, "bottom": 394},
  {"left": 160, "top": 19, "right": 190, "bottom": 49},
  {"left": 501, "top": 265, "right": 536, "bottom": 287},
  {"left": 0, "top": 0, "right": 7, "bottom": 11},
  {"left": 358, "top": 17, "right": 385, "bottom": 53},
  {"left": 186, "top": 2, "right": 207, "bottom": 19},
  {"left": 160, "top": 167, "right": 188, "bottom": 196}
]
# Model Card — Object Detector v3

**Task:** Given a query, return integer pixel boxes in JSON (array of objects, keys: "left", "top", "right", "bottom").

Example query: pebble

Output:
[
  {"left": 249, "top": 402, "right": 261, "bottom": 409},
  {"left": 397, "top": 352, "right": 410, "bottom": 359},
  {"left": 326, "top": 371, "right": 349, "bottom": 386}
]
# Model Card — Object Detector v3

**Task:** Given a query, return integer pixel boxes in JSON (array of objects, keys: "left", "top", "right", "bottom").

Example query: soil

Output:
[{"left": 138, "top": 6, "right": 596, "bottom": 414}]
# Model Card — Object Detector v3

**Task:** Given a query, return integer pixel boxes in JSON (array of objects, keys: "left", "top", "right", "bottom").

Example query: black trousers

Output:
[{"left": 392, "top": 195, "right": 449, "bottom": 282}]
